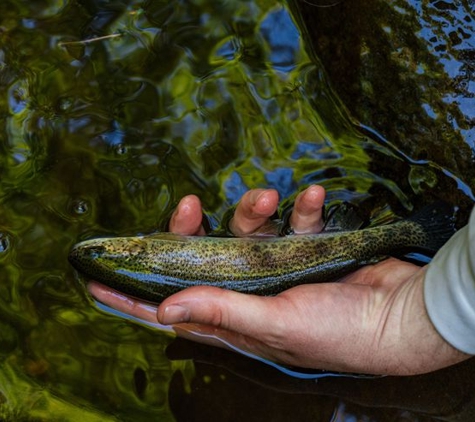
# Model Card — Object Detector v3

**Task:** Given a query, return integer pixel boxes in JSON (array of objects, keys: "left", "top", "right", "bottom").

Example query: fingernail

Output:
[
  {"left": 249, "top": 190, "right": 264, "bottom": 205},
  {"left": 161, "top": 304, "right": 190, "bottom": 325}
]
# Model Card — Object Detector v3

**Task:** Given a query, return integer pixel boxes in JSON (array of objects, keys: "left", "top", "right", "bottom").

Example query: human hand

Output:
[
  {"left": 166, "top": 185, "right": 326, "bottom": 237},
  {"left": 88, "top": 186, "right": 469, "bottom": 375}
]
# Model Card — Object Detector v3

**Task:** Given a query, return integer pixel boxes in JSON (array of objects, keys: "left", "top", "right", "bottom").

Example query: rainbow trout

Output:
[{"left": 69, "top": 202, "right": 455, "bottom": 303}]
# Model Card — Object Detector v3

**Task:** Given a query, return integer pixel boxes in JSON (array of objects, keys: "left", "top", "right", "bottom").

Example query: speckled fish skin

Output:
[{"left": 69, "top": 203, "right": 455, "bottom": 303}]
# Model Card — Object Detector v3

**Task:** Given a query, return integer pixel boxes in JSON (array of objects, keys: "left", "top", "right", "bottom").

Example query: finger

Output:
[
  {"left": 156, "top": 284, "right": 354, "bottom": 367},
  {"left": 89, "top": 281, "right": 277, "bottom": 359},
  {"left": 229, "top": 189, "right": 279, "bottom": 236},
  {"left": 156, "top": 285, "right": 306, "bottom": 356},
  {"left": 157, "top": 286, "right": 290, "bottom": 362},
  {"left": 168, "top": 195, "right": 206, "bottom": 236},
  {"left": 289, "top": 185, "right": 326, "bottom": 234},
  {"left": 87, "top": 282, "right": 159, "bottom": 324}
]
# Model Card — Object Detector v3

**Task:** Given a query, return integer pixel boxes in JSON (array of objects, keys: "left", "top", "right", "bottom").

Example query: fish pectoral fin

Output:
[
  {"left": 360, "top": 255, "right": 388, "bottom": 266},
  {"left": 323, "top": 202, "right": 365, "bottom": 232}
]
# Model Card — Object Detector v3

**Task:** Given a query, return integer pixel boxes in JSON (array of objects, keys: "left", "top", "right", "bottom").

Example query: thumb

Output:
[{"left": 157, "top": 286, "right": 284, "bottom": 338}]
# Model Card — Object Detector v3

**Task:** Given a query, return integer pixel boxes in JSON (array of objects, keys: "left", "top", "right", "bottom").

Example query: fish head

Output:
[
  {"left": 68, "top": 237, "right": 147, "bottom": 281},
  {"left": 68, "top": 234, "right": 193, "bottom": 302}
]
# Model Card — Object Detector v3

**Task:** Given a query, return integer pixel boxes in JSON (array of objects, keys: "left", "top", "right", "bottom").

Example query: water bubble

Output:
[
  {"left": 74, "top": 201, "right": 89, "bottom": 215},
  {"left": 70, "top": 199, "right": 90, "bottom": 215},
  {"left": 58, "top": 97, "right": 73, "bottom": 112},
  {"left": 115, "top": 144, "right": 128, "bottom": 155},
  {"left": 0, "top": 233, "right": 11, "bottom": 253}
]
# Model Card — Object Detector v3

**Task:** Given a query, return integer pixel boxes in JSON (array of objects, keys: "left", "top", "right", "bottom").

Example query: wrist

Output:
[{"left": 397, "top": 269, "right": 470, "bottom": 375}]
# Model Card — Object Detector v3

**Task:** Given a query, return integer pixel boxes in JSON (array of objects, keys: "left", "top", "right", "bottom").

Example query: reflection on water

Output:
[
  {"left": 166, "top": 338, "right": 475, "bottom": 422},
  {"left": 296, "top": 0, "right": 475, "bottom": 193},
  {"left": 0, "top": 0, "right": 474, "bottom": 420}
]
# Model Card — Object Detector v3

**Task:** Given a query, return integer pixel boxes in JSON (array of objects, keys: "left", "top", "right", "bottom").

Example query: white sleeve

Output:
[{"left": 424, "top": 207, "right": 475, "bottom": 355}]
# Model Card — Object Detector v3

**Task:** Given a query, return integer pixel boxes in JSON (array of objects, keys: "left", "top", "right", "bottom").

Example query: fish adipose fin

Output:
[{"left": 409, "top": 201, "right": 457, "bottom": 254}]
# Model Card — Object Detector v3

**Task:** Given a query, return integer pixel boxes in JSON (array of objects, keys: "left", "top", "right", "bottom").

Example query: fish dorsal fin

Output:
[
  {"left": 139, "top": 232, "right": 190, "bottom": 242},
  {"left": 323, "top": 202, "right": 365, "bottom": 232}
]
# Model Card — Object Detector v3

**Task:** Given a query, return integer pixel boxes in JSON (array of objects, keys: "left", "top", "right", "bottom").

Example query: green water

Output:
[{"left": 0, "top": 0, "right": 474, "bottom": 420}]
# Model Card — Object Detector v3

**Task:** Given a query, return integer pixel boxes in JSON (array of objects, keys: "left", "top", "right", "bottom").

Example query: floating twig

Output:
[{"left": 58, "top": 33, "right": 122, "bottom": 47}]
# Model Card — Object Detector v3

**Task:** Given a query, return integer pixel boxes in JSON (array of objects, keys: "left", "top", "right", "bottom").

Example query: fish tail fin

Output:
[{"left": 408, "top": 201, "right": 457, "bottom": 253}]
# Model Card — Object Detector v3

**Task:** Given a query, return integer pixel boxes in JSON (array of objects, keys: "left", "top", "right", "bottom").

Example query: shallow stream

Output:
[{"left": 0, "top": 1, "right": 474, "bottom": 420}]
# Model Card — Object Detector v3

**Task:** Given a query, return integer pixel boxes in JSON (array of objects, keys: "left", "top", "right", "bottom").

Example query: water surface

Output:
[{"left": 0, "top": 0, "right": 474, "bottom": 420}]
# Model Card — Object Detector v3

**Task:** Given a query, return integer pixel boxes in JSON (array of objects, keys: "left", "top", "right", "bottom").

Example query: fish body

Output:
[{"left": 69, "top": 202, "right": 455, "bottom": 303}]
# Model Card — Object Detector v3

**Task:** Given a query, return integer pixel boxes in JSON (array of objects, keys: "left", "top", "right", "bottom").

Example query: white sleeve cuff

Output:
[{"left": 424, "top": 208, "right": 475, "bottom": 355}]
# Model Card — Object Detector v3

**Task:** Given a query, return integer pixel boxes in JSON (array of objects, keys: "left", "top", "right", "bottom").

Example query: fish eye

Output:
[{"left": 84, "top": 245, "right": 106, "bottom": 259}]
